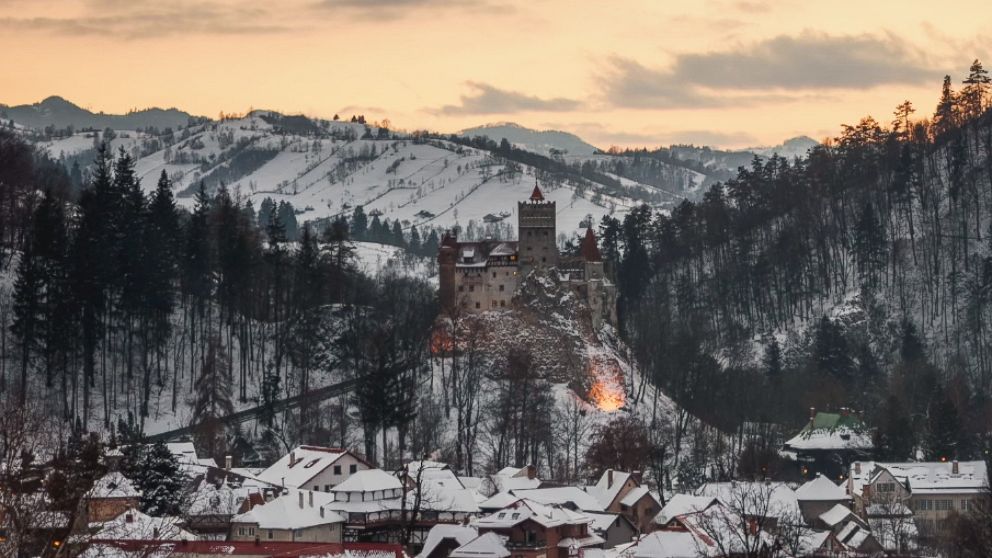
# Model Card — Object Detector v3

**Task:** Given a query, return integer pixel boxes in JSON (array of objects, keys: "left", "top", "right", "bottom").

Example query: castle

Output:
[{"left": 438, "top": 184, "right": 617, "bottom": 328}]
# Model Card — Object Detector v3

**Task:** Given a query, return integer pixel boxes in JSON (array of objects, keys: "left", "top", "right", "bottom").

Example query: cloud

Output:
[
  {"left": 0, "top": 1, "right": 289, "bottom": 38},
  {"left": 434, "top": 82, "right": 582, "bottom": 115},
  {"left": 601, "top": 31, "right": 940, "bottom": 109},
  {"left": 313, "top": 0, "right": 507, "bottom": 20}
]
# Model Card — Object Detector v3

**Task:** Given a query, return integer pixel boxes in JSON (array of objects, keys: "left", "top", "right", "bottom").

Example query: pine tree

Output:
[
  {"left": 351, "top": 206, "right": 368, "bottom": 240},
  {"left": 135, "top": 442, "right": 184, "bottom": 516},
  {"left": 874, "top": 395, "right": 915, "bottom": 460},
  {"left": 762, "top": 337, "right": 783, "bottom": 383},
  {"left": 11, "top": 240, "right": 43, "bottom": 405},
  {"left": 961, "top": 59, "right": 990, "bottom": 117},
  {"left": 811, "top": 316, "right": 853, "bottom": 384},
  {"left": 934, "top": 75, "right": 959, "bottom": 136},
  {"left": 408, "top": 226, "right": 422, "bottom": 254},
  {"left": 192, "top": 338, "right": 234, "bottom": 461},
  {"left": 927, "top": 387, "right": 962, "bottom": 460}
]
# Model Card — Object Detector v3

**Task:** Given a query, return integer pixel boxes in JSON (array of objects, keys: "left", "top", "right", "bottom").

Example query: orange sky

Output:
[{"left": 1, "top": 0, "right": 989, "bottom": 148}]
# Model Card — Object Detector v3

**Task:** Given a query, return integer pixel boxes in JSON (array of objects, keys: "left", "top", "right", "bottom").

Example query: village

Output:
[{"left": 5, "top": 434, "right": 988, "bottom": 558}]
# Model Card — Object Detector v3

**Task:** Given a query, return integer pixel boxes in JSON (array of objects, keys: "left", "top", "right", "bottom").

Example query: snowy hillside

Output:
[
  {"left": 33, "top": 113, "right": 642, "bottom": 238},
  {"left": 458, "top": 122, "right": 600, "bottom": 157}
]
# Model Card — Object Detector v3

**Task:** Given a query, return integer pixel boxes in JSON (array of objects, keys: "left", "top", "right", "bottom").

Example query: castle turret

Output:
[{"left": 518, "top": 183, "right": 557, "bottom": 277}]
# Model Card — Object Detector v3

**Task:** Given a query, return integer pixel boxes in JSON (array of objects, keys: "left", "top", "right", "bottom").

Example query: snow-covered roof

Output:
[
  {"left": 256, "top": 446, "right": 357, "bottom": 488},
  {"left": 796, "top": 474, "right": 848, "bottom": 501},
  {"left": 511, "top": 487, "right": 605, "bottom": 511},
  {"left": 475, "top": 499, "right": 591, "bottom": 529},
  {"left": 558, "top": 534, "right": 605, "bottom": 549},
  {"left": 794, "top": 530, "right": 834, "bottom": 556},
  {"left": 865, "top": 502, "right": 912, "bottom": 517},
  {"left": 620, "top": 486, "right": 652, "bottom": 507},
  {"left": 332, "top": 469, "right": 402, "bottom": 493},
  {"left": 628, "top": 530, "right": 707, "bottom": 558},
  {"left": 86, "top": 472, "right": 141, "bottom": 499},
  {"left": 186, "top": 479, "right": 258, "bottom": 517},
  {"left": 848, "top": 460, "right": 988, "bottom": 498},
  {"left": 479, "top": 492, "right": 521, "bottom": 510},
  {"left": 837, "top": 521, "right": 874, "bottom": 550},
  {"left": 783, "top": 411, "right": 873, "bottom": 451},
  {"left": 231, "top": 488, "right": 345, "bottom": 530},
  {"left": 495, "top": 467, "right": 521, "bottom": 477},
  {"left": 450, "top": 532, "right": 510, "bottom": 558},
  {"left": 695, "top": 482, "right": 801, "bottom": 520},
  {"left": 414, "top": 486, "right": 482, "bottom": 514},
  {"left": 586, "top": 470, "right": 633, "bottom": 509},
  {"left": 492, "top": 476, "right": 540, "bottom": 493},
  {"left": 417, "top": 525, "right": 479, "bottom": 558},
  {"left": 818, "top": 504, "right": 861, "bottom": 528},
  {"left": 584, "top": 512, "right": 631, "bottom": 534},
  {"left": 93, "top": 508, "right": 195, "bottom": 541},
  {"left": 653, "top": 494, "right": 718, "bottom": 526},
  {"left": 406, "top": 461, "right": 465, "bottom": 490}
]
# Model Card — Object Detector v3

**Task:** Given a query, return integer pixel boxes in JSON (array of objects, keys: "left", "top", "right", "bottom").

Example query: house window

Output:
[
  {"left": 350, "top": 464, "right": 358, "bottom": 474},
  {"left": 334, "top": 465, "right": 342, "bottom": 475},
  {"left": 268, "top": 530, "right": 274, "bottom": 539},
  {"left": 325, "top": 485, "right": 331, "bottom": 492}
]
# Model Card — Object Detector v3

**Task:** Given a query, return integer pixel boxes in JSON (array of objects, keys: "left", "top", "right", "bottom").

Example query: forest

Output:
[
  {"left": 599, "top": 61, "right": 992, "bottom": 472},
  {"left": 0, "top": 135, "right": 437, "bottom": 465}
]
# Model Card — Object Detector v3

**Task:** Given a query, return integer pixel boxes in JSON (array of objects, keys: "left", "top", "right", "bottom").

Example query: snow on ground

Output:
[{"left": 352, "top": 242, "right": 436, "bottom": 284}]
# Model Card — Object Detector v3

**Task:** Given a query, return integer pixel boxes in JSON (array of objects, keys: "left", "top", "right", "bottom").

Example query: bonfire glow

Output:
[{"left": 588, "top": 380, "right": 625, "bottom": 412}]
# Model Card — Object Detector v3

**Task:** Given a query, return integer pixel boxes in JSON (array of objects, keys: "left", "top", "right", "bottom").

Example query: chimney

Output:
[
  {"left": 854, "top": 462, "right": 861, "bottom": 475},
  {"left": 153, "top": 527, "right": 160, "bottom": 539},
  {"left": 289, "top": 451, "right": 297, "bottom": 467},
  {"left": 320, "top": 506, "right": 325, "bottom": 518},
  {"left": 125, "top": 512, "right": 134, "bottom": 524},
  {"left": 225, "top": 455, "right": 232, "bottom": 471},
  {"left": 607, "top": 469, "right": 614, "bottom": 489},
  {"left": 527, "top": 464, "right": 537, "bottom": 480},
  {"left": 953, "top": 461, "right": 960, "bottom": 474},
  {"left": 298, "top": 491, "right": 304, "bottom": 509},
  {"left": 631, "top": 471, "right": 643, "bottom": 485},
  {"left": 309, "top": 491, "right": 314, "bottom": 507},
  {"left": 810, "top": 407, "right": 816, "bottom": 420}
]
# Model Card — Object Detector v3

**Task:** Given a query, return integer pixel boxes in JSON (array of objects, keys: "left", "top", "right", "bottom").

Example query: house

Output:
[
  {"left": 642, "top": 501, "right": 776, "bottom": 558},
  {"left": 652, "top": 495, "right": 719, "bottom": 528},
  {"left": 585, "top": 470, "right": 639, "bottom": 513},
  {"left": 256, "top": 446, "right": 373, "bottom": 491},
  {"left": 510, "top": 487, "right": 606, "bottom": 513},
  {"left": 416, "top": 525, "right": 479, "bottom": 558},
  {"left": 835, "top": 521, "right": 884, "bottom": 555},
  {"left": 781, "top": 408, "right": 873, "bottom": 480},
  {"left": 80, "top": 540, "right": 402, "bottom": 558},
  {"left": 794, "top": 474, "right": 849, "bottom": 523},
  {"left": 617, "top": 486, "right": 661, "bottom": 534},
  {"left": 790, "top": 530, "right": 846, "bottom": 558},
  {"left": 847, "top": 460, "right": 988, "bottom": 541},
  {"left": 229, "top": 488, "right": 345, "bottom": 543},
  {"left": 474, "top": 499, "right": 603, "bottom": 558},
  {"left": 92, "top": 508, "right": 196, "bottom": 541},
  {"left": 694, "top": 481, "right": 801, "bottom": 534},
  {"left": 450, "top": 532, "right": 511, "bottom": 558},
  {"left": 584, "top": 512, "right": 637, "bottom": 548},
  {"left": 184, "top": 478, "right": 266, "bottom": 537},
  {"left": 84, "top": 472, "right": 141, "bottom": 523},
  {"left": 814, "top": 503, "right": 866, "bottom": 533}
]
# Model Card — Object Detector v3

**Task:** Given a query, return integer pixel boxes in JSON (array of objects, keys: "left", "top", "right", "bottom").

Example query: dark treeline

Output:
[
  {"left": 0, "top": 137, "right": 437, "bottom": 463},
  {"left": 603, "top": 61, "right": 992, "bottom": 466}
]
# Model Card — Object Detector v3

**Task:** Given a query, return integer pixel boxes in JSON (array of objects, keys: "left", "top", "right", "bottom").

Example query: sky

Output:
[{"left": 0, "top": 0, "right": 989, "bottom": 149}]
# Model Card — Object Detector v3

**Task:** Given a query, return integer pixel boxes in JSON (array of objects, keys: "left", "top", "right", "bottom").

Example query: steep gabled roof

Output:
[
  {"left": 256, "top": 446, "right": 369, "bottom": 488},
  {"left": 580, "top": 228, "right": 602, "bottom": 262},
  {"left": 230, "top": 488, "right": 344, "bottom": 530},
  {"left": 530, "top": 184, "right": 545, "bottom": 201},
  {"left": 86, "top": 472, "right": 141, "bottom": 499},
  {"left": 331, "top": 468, "right": 402, "bottom": 493},
  {"left": 796, "top": 474, "right": 848, "bottom": 501},
  {"left": 450, "top": 532, "right": 510, "bottom": 558}
]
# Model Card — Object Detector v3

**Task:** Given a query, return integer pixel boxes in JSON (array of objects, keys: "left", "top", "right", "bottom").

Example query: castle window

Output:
[
  {"left": 542, "top": 257, "right": 546, "bottom": 262},
  {"left": 492, "top": 272, "right": 496, "bottom": 278},
  {"left": 475, "top": 302, "right": 480, "bottom": 309},
  {"left": 544, "top": 231, "right": 549, "bottom": 236},
  {"left": 492, "top": 301, "right": 497, "bottom": 308},
  {"left": 469, "top": 285, "right": 474, "bottom": 292},
  {"left": 500, "top": 300, "right": 506, "bottom": 307},
  {"left": 499, "top": 285, "right": 504, "bottom": 291},
  {"left": 458, "top": 286, "right": 464, "bottom": 292}
]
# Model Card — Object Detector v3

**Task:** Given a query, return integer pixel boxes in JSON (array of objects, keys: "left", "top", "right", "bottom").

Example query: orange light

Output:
[
  {"left": 52, "top": 540, "right": 61, "bottom": 548},
  {"left": 588, "top": 380, "right": 625, "bottom": 412}
]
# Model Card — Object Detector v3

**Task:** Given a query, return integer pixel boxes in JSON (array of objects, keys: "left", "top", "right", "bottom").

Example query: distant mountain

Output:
[
  {"left": 0, "top": 96, "right": 196, "bottom": 130},
  {"left": 458, "top": 122, "right": 601, "bottom": 157},
  {"left": 749, "top": 135, "right": 819, "bottom": 160}
]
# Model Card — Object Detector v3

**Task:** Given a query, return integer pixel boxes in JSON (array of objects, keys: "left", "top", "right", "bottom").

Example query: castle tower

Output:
[
  {"left": 438, "top": 231, "right": 458, "bottom": 312},
  {"left": 518, "top": 183, "right": 557, "bottom": 277}
]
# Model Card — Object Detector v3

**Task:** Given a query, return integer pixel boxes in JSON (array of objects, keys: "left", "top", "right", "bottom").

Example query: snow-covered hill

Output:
[
  {"left": 458, "top": 122, "right": 600, "bottom": 157},
  {"left": 34, "top": 113, "right": 643, "bottom": 238}
]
